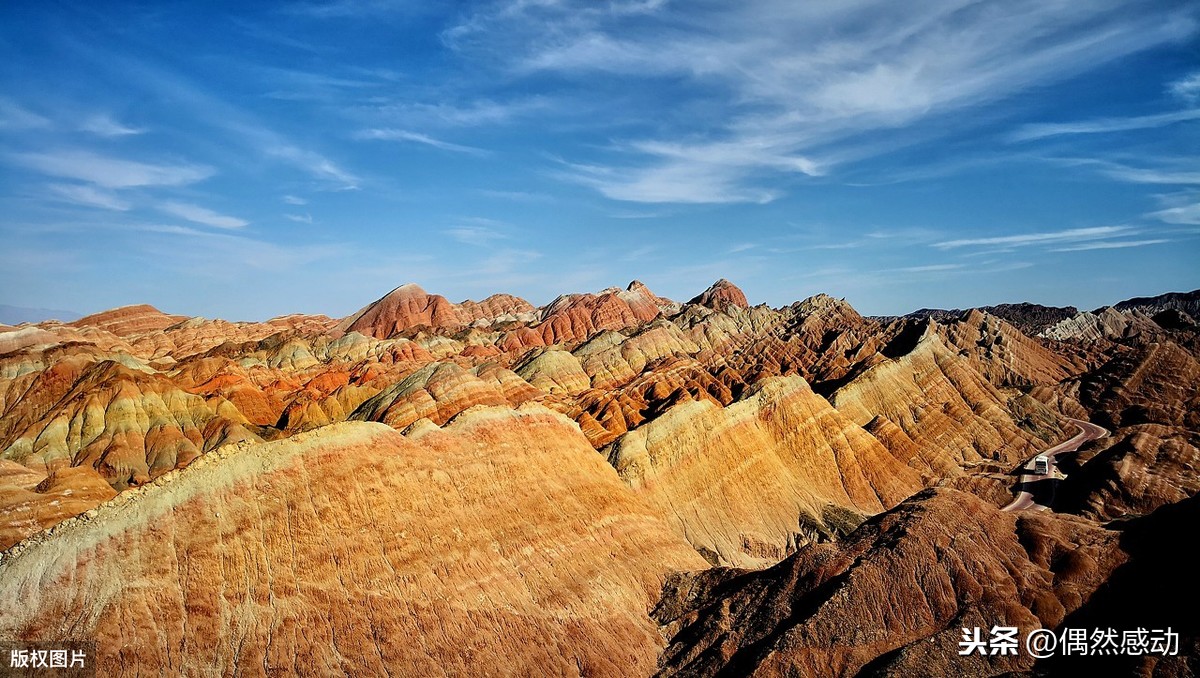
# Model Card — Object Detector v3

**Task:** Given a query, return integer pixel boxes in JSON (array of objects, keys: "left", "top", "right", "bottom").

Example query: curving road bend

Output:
[{"left": 1002, "top": 417, "right": 1109, "bottom": 512}]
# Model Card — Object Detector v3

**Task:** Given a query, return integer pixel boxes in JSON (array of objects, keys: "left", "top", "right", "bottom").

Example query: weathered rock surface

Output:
[
  {"left": 3, "top": 281, "right": 1197, "bottom": 674},
  {"left": 688, "top": 279, "right": 750, "bottom": 312},
  {"left": 0, "top": 461, "right": 115, "bottom": 550},
  {"left": 1040, "top": 306, "right": 1160, "bottom": 342},
  {"left": 654, "top": 489, "right": 1130, "bottom": 677},
  {"left": 339, "top": 283, "right": 536, "bottom": 338},
  {"left": 0, "top": 412, "right": 706, "bottom": 676},
  {"left": 831, "top": 328, "right": 1066, "bottom": 473},
  {"left": 69, "top": 303, "right": 185, "bottom": 337},
  {"left": 1075, "top": 340, "right": 1200, "bottom": 430},
  {"left": 1113, "top": 288, "right": 1200, "bottom": 318},
  {"left": 935, "top": 309, "right": 1079, "bottom": 387},
  {"left": 608, "top": 376, "right": 922, "bottom": 567},
  {"left": 536, "top": 281, "right": 666, "bottom": 345},
  {"left": 1058, "top": 423, "right": 1200, "bottom": 521}
]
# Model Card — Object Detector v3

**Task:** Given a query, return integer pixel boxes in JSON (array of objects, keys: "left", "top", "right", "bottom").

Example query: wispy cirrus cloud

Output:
[
  {"left": 1051, "top": 239, "right": 1170, "bottom": 251},
  {"left": 478, "top": 189, "right": 553, "bottom": 202},
  {"left": 1148, "top": 201, "right": 1200, "bottom": 225},
  {"left": 558, "top": 157, "right": 782, "bottom": 204},
  {"left": 895, "top": 263, "right": 966, "bottom": 273},
  {"left": 159, "top": 201, "right": 248, "bottom": 229},
  {"left": 285, "top": 0, "right": 422, "bottom": 19},
  {"left": 1169, "top": 71, "right": 1200, "bottom": 101},
  {"left": 47, "top": 183, "right": 131, "bottom": 211},
  {"left": 0, "top": 99, "right": 50, "bottom": 130},
  {"left": 354, "top": 128, "right": 487, "bottom": 155},
  {"left": 79, "top": 114, "right": 144, "bottom": 137},
  {"left": 1010, "top": 109, "right": 1200, "bottom": 142},
  {"left": 84, "top": 48, "right": 361, "bottom": 190},
  {"left": 1051, "top": 158, "right": 1200, "bottom": 185},
  {"left": 445, "top": 221, "right": 508, "bottom": 247},
  {"left": 444, "top": 0, "right": 1198, "bottom": 204},
  {"left": 357, "top": 96, "right": 558, "bottom": 129},
  {"left": 933, "top": 225, "right": 1133, "bottom": 250},
  {"left": 1097, "top": 164, "right": 1200, "bottom": 185},
  {"left": 12, "top": 149, "right": 213, "bottom": 188},
  {"left": 265, "top": 145, "right": 359, "bottom": 190}
]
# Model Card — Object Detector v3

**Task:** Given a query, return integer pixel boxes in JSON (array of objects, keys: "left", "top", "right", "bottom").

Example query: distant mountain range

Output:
[
  {"left": 0, "top": 304, "right": 80, "bottom": 325},
  {"left": 895, "top": 289, "right": 1199, "bottom": 336}
]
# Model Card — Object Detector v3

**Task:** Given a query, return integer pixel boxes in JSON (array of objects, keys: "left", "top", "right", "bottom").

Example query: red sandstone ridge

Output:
[
  {"left": 69, "top": 304, "right": 185, "bottom": 337},
  {"left": 533, "top": 281, "right": 670, "bottom": 345},
  {"left": 1, "top": 281, "right": 1197, "bottom": 674},
  {"left": 688, "top": 278, "right": 749, "bottom": 312},
  {"left": 0, "top": 413, "right": 706, "bottom": 676},
  {"left": 337, "top": 283, "right": 535, "bottom": 338}
]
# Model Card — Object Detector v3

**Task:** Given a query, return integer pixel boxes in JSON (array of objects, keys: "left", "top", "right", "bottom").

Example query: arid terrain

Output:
[{"left": 1, "top": 281, "right": 1197, "bottom": 676}]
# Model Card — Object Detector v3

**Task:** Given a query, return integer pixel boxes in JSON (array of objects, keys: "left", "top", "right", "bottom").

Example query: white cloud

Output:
[
  {"left": 559, "top": 157, "right": 782, "bottom": 204},
  {"left": 444, "top": 0, "right": 1200, "bottom": 202},
  {"left": 933, "top": 225, "right": 1133, "bottom": 249},
  {"left": 12, "top": 150, "right": 214, "bottom": 188},
  {"left": 287, "top": 0, "right": 420, "bottom": 19},
  {"left": 285, "top": 213, "right": 314, "bottom": 224},
  {"left": 895, "top": 263, "right": 965, "bottom": 272},
  {"left": 1010, "top": 109, "right": 1200, "bottom": 142},
  {"left": 1148, "top": 201, "right": 1200, "bottom": 225},
  {"left": 80, "top": 114, "right": 144, "bottom": 137},
  {"left": 360, "top": 97, "right": 556, "bottom": 128},
  {"left": 354, "top": 128, "right": 487, "bottom": 155},
  {"left": 479, "top": 189, "right": 552, "bottom": 202},
  {"left": 47, "top": 183, "right": 131, "bottom": 211},
  {"left": 0, "top": 99, "right": 50, "bottom": 130},
  {"left": 1056, "top": 158, "right": 1200, "bottom": 185},
  {"left": 1169, "top": 71, "right": 1200, "bottom": 101},
  {"left": 445, "top": 0, "right": 1198, "bottom": 203},
  {"left": 160, "top": 201, "right": 248, "bottom": 229},
  {"left": 87, "top": 52, "right": 362, "bottom": 190},
  {"left": 445, "top": 225, "right": 507, "bottom": 246},
  {"left": 1102, "top": 166, "right": 1200, "bottom": 185},
  {"left": 267, "top": 145, "right": 359, "bottom": 190},
  {"left": 283, "top": 195, "right": 308, "bottom": 205},
  {"left": 1051, "top": 239, "right": 1170, "bottom": 251}
]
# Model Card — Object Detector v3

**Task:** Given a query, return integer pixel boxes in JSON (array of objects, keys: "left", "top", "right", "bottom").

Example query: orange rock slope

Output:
[
  {"left": 654, "top": 488, "right": 1197, "bottom": 677},
  {"left": 0, "top": 410, "right": 706, "bottom": 676},
  {"left": 3, "top": 280, "right": 1195, "bottom": 674}
]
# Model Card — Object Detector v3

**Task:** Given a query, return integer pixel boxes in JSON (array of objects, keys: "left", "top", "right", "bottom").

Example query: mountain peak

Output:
[{"left": 688, "top": 279, "right": 749, "bottom": 311}]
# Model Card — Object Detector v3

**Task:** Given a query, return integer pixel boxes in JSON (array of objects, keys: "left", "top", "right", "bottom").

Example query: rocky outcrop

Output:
[
  {"left": 1113, "top": 288, "right": 1200, "bottom": 318},
  {"left": 535, "top": 281, "right": 666, "bottom": 345},
  {"left": 935, "top": 309, "right": 1079, "bottom": 387},
  {"left": 907, "top": 303, "right": 1078, "bottom": 336},
  {"left": 0, "top": 461, "right": 115, "bottom": 550},
  {"left": 831, "top": 329, "right": 1065, "bottom": 473},
  {"left": 1058, "top": 423, "right": 1200, "bottom": 521},
  {"left": 607, "top": 376, "right": 922, "bottom": 567},
  {"left": 349, "top": 361, "right": 535, "bottom": 430},
  {"left": 70, "top": 304, "right": 185, "bottom": 337},
  {"left": 654, "top": 488, "right": 1128, "bottom": 677},
  {"left": 1040, "top": 306, "right": 1159, "bottom": 342},
  {"left": 514, "top": 347, "right": 591, "bottom": 395},
  {"left": 1, "top": 360, "right": 261, "bottom": 489},
  {"left": 688, "top": 279, "right": 749, "bottom": 312},
  {"left": 0, "top": 412, "right": 706, "bottom": 676},
  {"left": 339, "top": 283, "right": 535, "bottom": 338},
  {"left": 1077, "top": 340, "right": 1200, "bottom": 429},
  {"left": 2, "top": 279, "right": 1199, "bottom": 674}
]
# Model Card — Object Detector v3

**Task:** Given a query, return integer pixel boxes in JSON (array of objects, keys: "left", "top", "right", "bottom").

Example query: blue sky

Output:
[{"left": 1, "top": 0, "right": 1198, "bottom": 320}]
